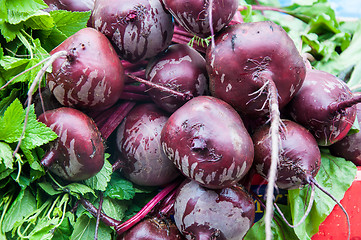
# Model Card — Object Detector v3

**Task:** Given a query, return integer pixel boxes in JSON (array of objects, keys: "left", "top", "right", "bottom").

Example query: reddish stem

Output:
[
  {"left": 123, "top": 84, "right": 148, "bottom": 93},
  {"left": 98, "top": 101, "right": 136, "bottom": 139},
  {"left": 127, "top": 74, "right": 193, "bottom": 101},
  {"left": 80, "top": 198, "right": 121, "bottom": 227},
  {"left": 119, "top": 92, "right": 151, "bottom": 102},
  {"left": 40, "top": 149, "right": 57, "bottom": 168},
  {"left": 115, "top": 179, "right": 182, "bottom": 235},
  {"left": 94, "top": 193, "right": 103, "bottom": 240}
]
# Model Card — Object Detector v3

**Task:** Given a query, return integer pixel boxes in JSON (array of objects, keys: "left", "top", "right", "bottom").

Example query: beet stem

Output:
[
  {"left": 309, "top": 177, "right": 350, "bottom": 240},
  {"left": 115, "top": 179, "right": 181, "bottom": 235},
  {"left": 13, "top": 50, "right": 68, "bottom": 158},
  {"left": 274, "top": 183, "right": 315, "bottom": 228},
  {"left": 80, "top": 198, "right": 121, "bottom": 227},
  {"left": 328, "top": 94, "right": 361, "bottom": 113},
  {"left": 264, "top": 77, "right": 281, "bottom": 240},
  {"left": 127, "top": 74, "right": 193, "bottom": 101},
  {"left": 94, "top": 193, "right": 103, "bottom": 240}
]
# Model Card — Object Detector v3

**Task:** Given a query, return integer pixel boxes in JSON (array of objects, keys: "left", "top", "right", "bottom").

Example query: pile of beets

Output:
[{"left": 35, "top": 0, "right": 361, "bottom": 239}]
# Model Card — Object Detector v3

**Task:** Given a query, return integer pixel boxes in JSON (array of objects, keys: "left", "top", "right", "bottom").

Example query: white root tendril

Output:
[
  {"left": 12, "top": 50, "right": 68, "bottom": 157},
  {"left": 264, "top": 78, "right": 282, "bottom": 240}
]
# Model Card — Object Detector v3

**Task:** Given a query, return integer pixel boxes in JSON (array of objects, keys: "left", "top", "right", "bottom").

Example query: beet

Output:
[
  {"left": 161, "top": 96, "right": 254, "bottom": 189},
  {"left": 44, "top": 0, "right": 94, "bottom": 12},
  {"left": 91, "top": 0, "right": 174, "bottom": 63},
  {"left": 162, "top": 0, "right": 239, "bottom": 38},
  {"left": 145, "top": 43, "right": 208, "bottom": 113},
  {"left": 288, "top": 69, "right": 357, "bottom": 146},
  {"left": 206, "top": 21, "right": 305, "bottom": 118},
  {"left": 252, "top": 120, "right": 321, "bottom": 190},
  {"left": 173, "top": 179, "right": 255, "bottom": 240},
  {"left": 329, "top": 103, "right": 361, "bottom": 166},
  {"left": 119, "top": 217, "right": 184, "bottom": 240},
  {"left": 38, "top": 107, "right": 105, "bottom": 181},
  {"left": 47, "top": 28, "right": 125, "bottom": 111},
  {"left": 116, "top": 103, "right": 180, "bottom": 186}
]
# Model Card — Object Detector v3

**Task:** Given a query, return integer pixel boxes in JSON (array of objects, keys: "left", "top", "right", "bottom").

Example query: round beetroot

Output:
[
  {"left": 174, "top": 179, "right": 255, "bottom": 240},
  {"left": 146, "top": 43, "right": 208, "bottom": 113},
  {"left": 163, "top": 0, "right": 239, "bottom": 38},
  {"left": 38, "top": 107, "right": 104, "bottom": 181},
  {"left": 252, "top": 120, "right": 321, "bottom": 190},
  {"left": 329, "top": 103, "right": 361, "bottom": 166},
  {"left": 44, "top": 0, "right": 94, "bottom": 12},
  {"left": 116, "top": 103, "right": 180, "bottom": 186},
  {"left": 206, "top": 21, "right": 306, "bottom": 118},
  {"left": 288, "top": 69, "right": 356, "bottom": 146},
  {"left": 161, "top": 96, "right": 254, "bottom": 189},
  {"left": 119, "top": 217, "right": 184, "bottom": 240},
  {"left": 47, "top": 28, "right": 125, "bottom": 111},
  {"left": 91, "top": 0, "right": 174, "bottom": 63}
]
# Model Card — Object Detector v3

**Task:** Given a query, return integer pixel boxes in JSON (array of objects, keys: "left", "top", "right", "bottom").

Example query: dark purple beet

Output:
[
  {"left": 288, "top": 69, "right": 357, "bottom": 146},
  {"left": 206, "top": 21, "right": 306, "bottom": 118},
  {"left": 44, "top": 0, "right": 94, "bottom": 12},
  {"left": 160, "top": 96, "right": 254, "bottom": 189},
  {"left": 38, "top": 107, "right": 105, "bottom": 181},
  {"left": 329, "top": 103, "right": 361, "bottom": 166},
  {"left": 173, "top": 179, "right": 255, "bottom": 240},
  {"left": 47, "top": 27, "right": 125, "bottom": 111},
  {"left": 145, "top": 43, "right": 208, "bottom": 113},
  {"left": 116, "top": 103, "right": 180, "bottom": 186},
  {"left": 91, "top": 0, "right": 174, "bottom": 63},
  {"left": 252, "top": 120, "right": 321, "bottom": 190},
  {"left": 162, "top": 0, "right": 239, "bottom": 38},
  {"left": 119, "top": 217, "right": 184, "bottom": 240}
]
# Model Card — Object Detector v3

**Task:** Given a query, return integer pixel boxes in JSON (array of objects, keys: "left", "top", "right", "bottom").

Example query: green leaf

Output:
[
  {"left": 245, "top": 204, "right": 298, "bottom": 240},
  {"left": 101, "top": 197, "right": 129, "bottom": 221},
  {"left": 53, "top": 212, "right": 75, "bottom": 240},
  {"left": 21, "top": 105, "right": 58, "bottom": 150},
  {"left": 104, "top": 173, "right": 136, "bottom": 201},
  {"left": 0, "top": 0, "right": 6, "bottom": 25},
  {"left": 38, "top": 182, "right": 62, "bottom": 196},
  {"left": 63, "top": 183, "right": 96, "bottom": 198},
  {"left": 288, "top": 151, "right": 357, "bottom": 239},
  {"left": 0, "top": 88, "right": 19, "bottom": 116},
  {"left": 2, "top": 188, "right": 37, "bottom": 233},
  {"left": 5, "top": 0, "right": 48, "bottom": 13},
  {"left": 0, "top": 21, "right": 23, "bottom": 42},
  {"left": 84, "top": 156, "right": 112, "bottom": 191},
  {"left": 0, "top": 98, "right": 24, "bottom": 143},
  {"left": 7, "top": 10, "right": 52, "bottom": 28},
  {"left": 50, "top": 10, "right": 90, "bottom": 37},
  {"left": 70, "top": 214, "right": 112, "bottom": 240},
  {"left": 0, "top": 142, "right": 13, "bottom": 169},
  {"left": 0, "top": 162, "right": 14, "bottom": 180}
]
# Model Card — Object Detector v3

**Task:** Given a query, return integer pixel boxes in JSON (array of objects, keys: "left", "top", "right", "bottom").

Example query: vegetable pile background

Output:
[{"left": 0, "top": 0, "right": 361, "bottom": 239}]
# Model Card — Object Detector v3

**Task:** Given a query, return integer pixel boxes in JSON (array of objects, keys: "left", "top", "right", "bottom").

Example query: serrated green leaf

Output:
[
  {"left": 63, "top": 183, "right": 96, "bottom": 198},
  {"left": 83, "top": 156, "right": 112, "bottom": 191},
  {"left": 104, "top": 174, "right": 136, "bottom": 201},
  {"left": 101, "top": 197, "right": 129, "bottom": 221},
  {"left": 50, "top": 10, "right": 91, "bottom": 37},
  {"left": 21, "top": 105, "right": 58, "bottom": 150},
  {"left": 2, "top": 188, "right": 37, "bottom": 233},
  {"left": 0, "top": 98, "right": 24, "bottom": 143},
  {"left": 288, "top": 151, "right": 356, "bottom": 239},
  {"left": 7, "top": 10, "right": 52, "bottom": 27},
  {"left": 70, "top": 214, "right": 112, "bottom": 240},
  {"left": 0, "top": 162, "right": 14, "bottom": 180},
  {"left": 5, "top": 0, "right": 48, "bottom": 13},
  {"left": 0, "top": 21, "right": 23, "bottom": 42},
  {"left": 0, "top": 141, "right": 13, "bottom": 169}
]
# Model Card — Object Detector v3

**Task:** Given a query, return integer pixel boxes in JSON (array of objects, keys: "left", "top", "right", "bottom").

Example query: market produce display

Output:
[{"left": 0, "top": 0, "right": 361, "bottom": 239}]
